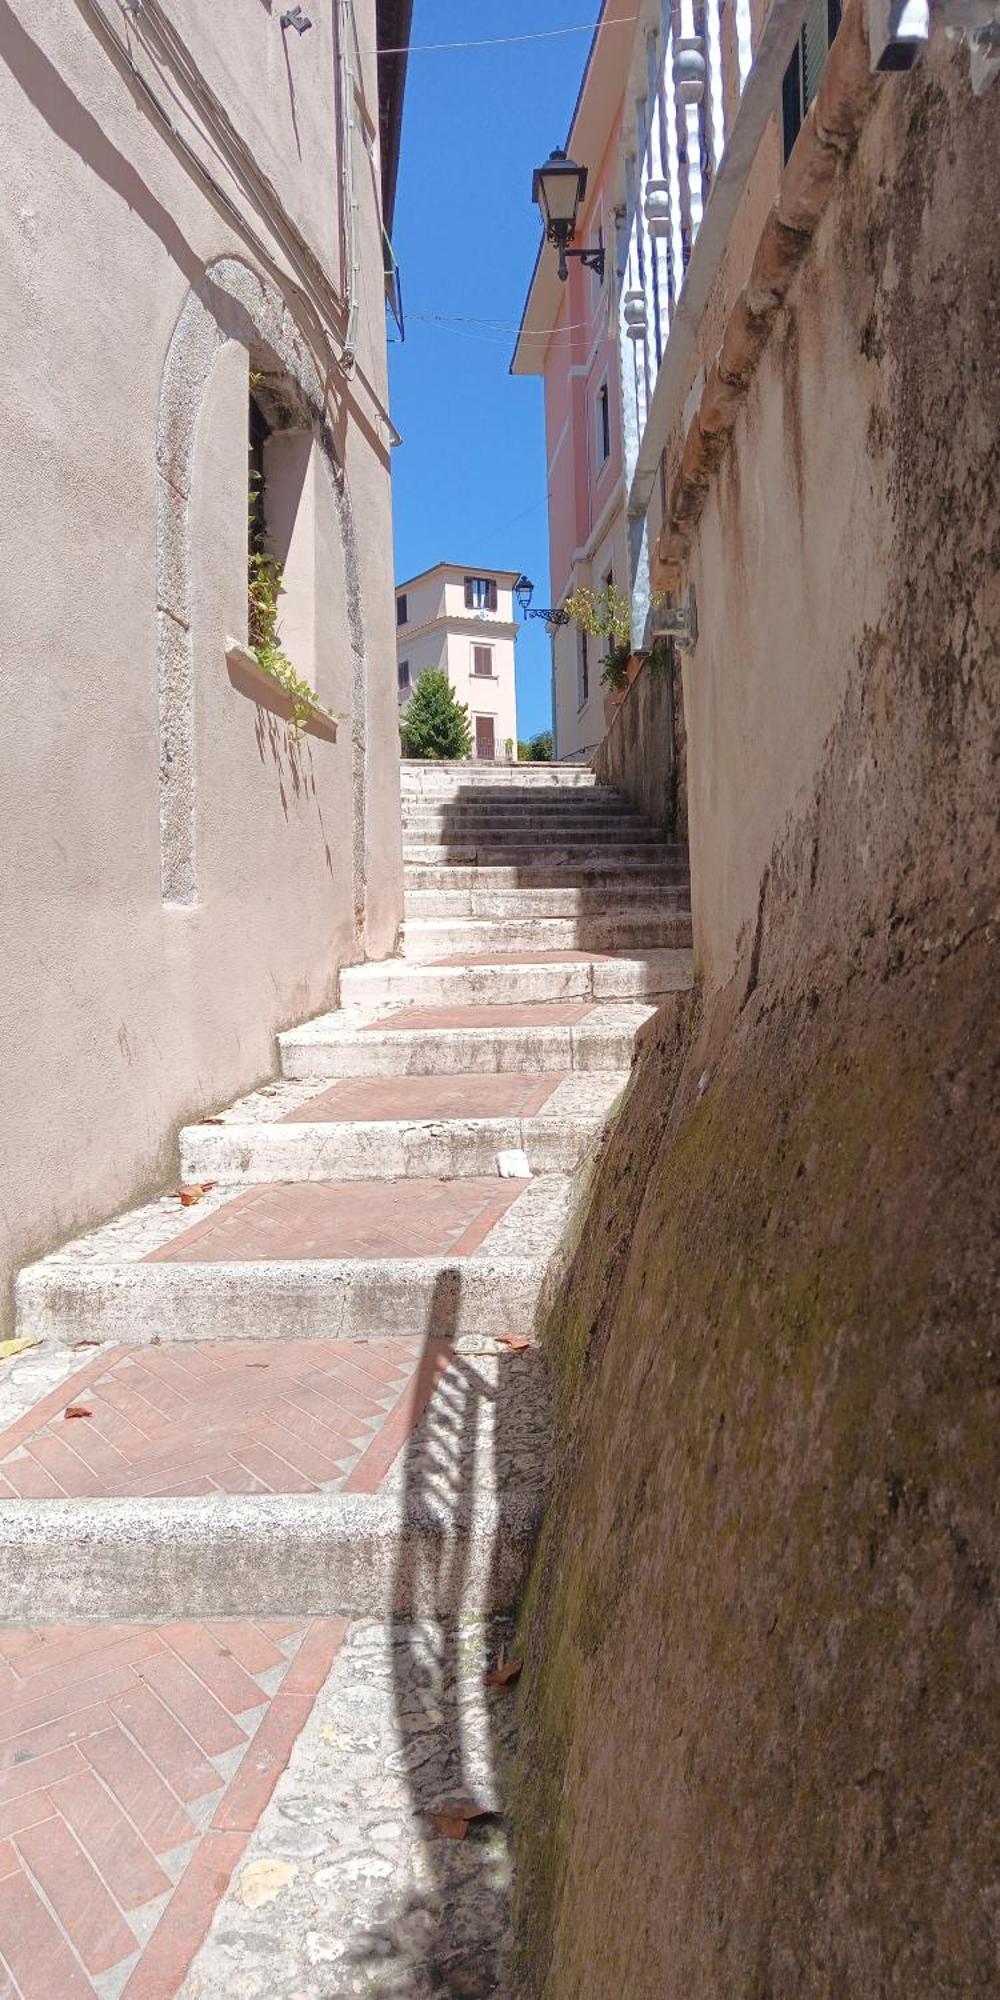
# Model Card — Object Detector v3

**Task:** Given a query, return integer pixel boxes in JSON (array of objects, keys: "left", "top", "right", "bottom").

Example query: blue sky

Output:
[{"left": 387, "top": 2, "right": 595, "bottom": 741}]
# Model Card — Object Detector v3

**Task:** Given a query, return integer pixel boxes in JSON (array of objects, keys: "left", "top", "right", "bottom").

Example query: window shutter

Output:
[
  {"left": 464, "top": 577, "right": 474, "bottom": 608},
  {"left": 487, "top": 580, "right": 497, "bottom": 611}
]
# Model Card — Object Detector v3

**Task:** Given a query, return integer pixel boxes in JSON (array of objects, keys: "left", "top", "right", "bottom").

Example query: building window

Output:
[
  {"left": 396, "top": 593, "right": 408, "bottom": 626},
  {"left": 472, "top": 644, "right": 493, "bottom": 677},
  {"left": 577, "top": 630, "right": 589, "bottom": 709},
  {"left": 464, "top": 575, "right": 497, "bottom": 612},
  {"left": 398, "top": 660, "right": 410, "bottom": 691},
  {"left": 782, "top": 0, "right": 842, "bottom": 160},
  {"left": 596, "top": 380, "right": 611, "bottom": 468}
]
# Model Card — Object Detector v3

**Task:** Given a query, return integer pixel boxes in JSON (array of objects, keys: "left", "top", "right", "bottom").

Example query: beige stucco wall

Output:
[{"left": 0, "top": 0, "right": 403, "bottom": 1328}]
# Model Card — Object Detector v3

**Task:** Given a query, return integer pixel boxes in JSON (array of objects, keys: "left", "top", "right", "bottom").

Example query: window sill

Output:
[{"left": 225, "top": 641, "right": 338, "bottom": 744}]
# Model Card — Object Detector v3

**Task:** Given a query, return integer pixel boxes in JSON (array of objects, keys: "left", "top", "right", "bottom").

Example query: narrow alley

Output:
[{"left": 0, "top": 767, "right": 691, "bottom": 1996}]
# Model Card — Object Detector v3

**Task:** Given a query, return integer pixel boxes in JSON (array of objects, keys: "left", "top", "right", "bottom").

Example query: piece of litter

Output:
[
  {"left": 496, "top": 1148, "right": 532, "bottom": 1179},
  {"left": 0, "top": 1336, "right": 40, "bottom": 1362}
]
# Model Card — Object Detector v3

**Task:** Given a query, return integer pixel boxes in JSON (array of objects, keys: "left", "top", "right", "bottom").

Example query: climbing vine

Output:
[{"left": 247, "top": 467, "right": 316, "bottom": 742}]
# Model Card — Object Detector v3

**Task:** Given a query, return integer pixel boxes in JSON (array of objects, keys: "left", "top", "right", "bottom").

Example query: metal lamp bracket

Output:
[{"left": 650, "top": 584, "right": 698, "bottom": 653}]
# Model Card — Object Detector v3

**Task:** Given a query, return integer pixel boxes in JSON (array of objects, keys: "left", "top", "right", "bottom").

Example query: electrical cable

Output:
[{"left": 370, "top": 19, "right": 638, "bottom": 56}]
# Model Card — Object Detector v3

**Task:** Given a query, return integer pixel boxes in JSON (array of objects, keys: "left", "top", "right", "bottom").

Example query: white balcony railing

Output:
[{"left": 617, "top": 0, "right": 818, "bottom": 632}]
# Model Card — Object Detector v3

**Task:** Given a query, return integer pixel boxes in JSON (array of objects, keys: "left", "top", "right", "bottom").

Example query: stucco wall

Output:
[
  {"left": 513, "top": 41, "right": 998, "bottom": 1998},
  {"left": 593, "top": 644, "right": 687, "bottom": 839},
  {"left": 0, "top": 0, "right": 402, "bottom": 1329}
]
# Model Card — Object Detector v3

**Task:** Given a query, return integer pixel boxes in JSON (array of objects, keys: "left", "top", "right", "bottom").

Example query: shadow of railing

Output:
[{"left": 344, "top": 1270, "right": 525, "bottom": 1996}]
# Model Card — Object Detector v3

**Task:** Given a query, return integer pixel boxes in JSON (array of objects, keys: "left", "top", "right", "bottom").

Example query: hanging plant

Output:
[{"left": 247, "top": 469, "right": 317, "bottom": 742}]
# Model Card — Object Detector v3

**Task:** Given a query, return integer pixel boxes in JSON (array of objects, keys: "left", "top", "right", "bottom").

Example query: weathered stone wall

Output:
[
  {"left": 593, "top": 651, "right": 687, "bottom": 840},
  {"left": 513, "top": 41, "right": 999, "bottom": 1998}
]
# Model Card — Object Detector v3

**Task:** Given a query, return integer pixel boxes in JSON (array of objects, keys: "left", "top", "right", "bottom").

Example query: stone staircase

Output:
[{"left": 0, "top": 760, "right": 692, "bottom": 1995}]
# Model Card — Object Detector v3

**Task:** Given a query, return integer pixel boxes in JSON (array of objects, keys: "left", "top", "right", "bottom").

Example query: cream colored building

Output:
[
  {"left": 396, "top": 564, "right": 520, "bottom": 761},
  {"left": 0, "top": 0, "right": 410, "bottom": 1328}
]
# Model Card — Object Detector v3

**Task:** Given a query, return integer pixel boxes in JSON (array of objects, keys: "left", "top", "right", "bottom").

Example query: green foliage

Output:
[
  {"left": 248, "top": 548, "right": 315, "bottom": 740},
  {"left": 564, "top": 583, "right": 633, "bottom": 650},
  {"left": 247, "top": 469, "right": 316, "bottom": 741},
  {"left": 519, "top": 730, "right": 554, "bottom": 762},
  {"left": 399, "top": 668, "right": 473, "bottom": 761}
]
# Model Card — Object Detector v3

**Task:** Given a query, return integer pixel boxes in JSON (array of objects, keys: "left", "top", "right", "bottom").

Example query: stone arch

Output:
[{"left": 155, "top": 256, "right": 367, "bottom": 927}]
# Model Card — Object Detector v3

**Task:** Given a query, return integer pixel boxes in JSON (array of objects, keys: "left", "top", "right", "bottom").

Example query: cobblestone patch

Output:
[{"left": 183, "top": 1617, "right": 519, "bottom": 2000}]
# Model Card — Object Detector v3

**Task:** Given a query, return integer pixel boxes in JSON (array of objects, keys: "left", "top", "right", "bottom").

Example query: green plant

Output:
[
  {"left": 399, "top": 668, "right": 473, "bottom": 761},
  {"left": 519, "top": 729, "right": 553, "bottom": 762},
  {"left": 247, "top": 547, "right": 315, "bottom": 740},
  {"left": 247, "top": 469, "right": 318, "bottom": 742},
  {"left": 565, "top": 584, "right": 635, "bottom": 693}
]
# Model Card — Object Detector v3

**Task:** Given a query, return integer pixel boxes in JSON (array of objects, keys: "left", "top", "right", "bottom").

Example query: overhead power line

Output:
[{"left": 370, "top": 18, "right": 637, "bottom": 56}]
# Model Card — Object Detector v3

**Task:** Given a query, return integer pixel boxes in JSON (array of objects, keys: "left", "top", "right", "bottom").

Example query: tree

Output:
[
  {"left": 399, "top": 669, "right": 472, "bottom": 761},
  {"left": 519, "top": 730, "right": 553, "bottom": 762}
]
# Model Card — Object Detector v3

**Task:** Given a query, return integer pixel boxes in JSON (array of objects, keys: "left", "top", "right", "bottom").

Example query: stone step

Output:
[
  {"left": 15, "top": 1175, "right": 575, "bottom": 1347},
  {"left": 402, "top": 841, "right": 674, "bottom": 868},
  {"left": 180, "top": 1073, "right": 624, "bottom": 1183},
  {"left": 338, "top": 949, "right": 694, "bottom": 1009},
  {"left": 400, "top": 761, "right": 596, "bottom": 791},
  {"left": 401, "top": 810, "right": 658, "bottom": 835},
  {"left": 403, "top": 859, "right": 689, "bottom": 890},
  {"left": 280, "top": 1000, "right": 658, "bottom": 1079},
  {"left": 0, "top": 1341, "right": 548, "bottom": 1619},
  {"left": 400, "top": 913, "right": 693, "bottom": 960},
  {"left": 404, "top": 884, "right": 690, "bottom": 918}
]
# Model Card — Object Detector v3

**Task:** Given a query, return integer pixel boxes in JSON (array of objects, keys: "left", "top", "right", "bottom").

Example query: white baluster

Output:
[
  {"left": 678, "top": 0, "right": 705, "bottom": 242},
  {"left": 734, "top": 0, "right": 754, "bottom": 89},
  {"left": 705, "top": 0, "right": 726, "bottom": 169},
  {"left": 661, "top": 12, "right": 687, "bottom": 285}
]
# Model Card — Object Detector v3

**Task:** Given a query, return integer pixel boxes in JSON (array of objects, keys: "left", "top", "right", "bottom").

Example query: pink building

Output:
[{"left": 511, "top": 0, "right": 634, "bottom": 760}]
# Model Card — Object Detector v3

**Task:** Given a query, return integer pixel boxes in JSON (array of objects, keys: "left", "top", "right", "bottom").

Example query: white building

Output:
[{"left": 396, "top": 564, "right": 520, "bottom": 761}]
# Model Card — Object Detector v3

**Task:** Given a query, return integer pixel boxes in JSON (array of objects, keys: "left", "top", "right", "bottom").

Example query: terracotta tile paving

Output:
[
  {"left": 281, "top": 1071, "right": 564, "bottom": 1123},
  {"left": 0, "top": 1340, "right": 451, "bottom": 1500},
  {"left": 145, "top": 1176, "right": 526, "bottom": 1264},
  {"left": 433, "top": 950, "right": 615, "bottom": 966},
  {"left": 369, "top": 1001, "right": 594, "bottom": 1029},
  {"left": 0, "top": 1618, "right": 344, "bottom": 1999}
]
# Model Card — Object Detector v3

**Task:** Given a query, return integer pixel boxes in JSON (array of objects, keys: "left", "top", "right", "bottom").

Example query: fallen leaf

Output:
[
  {"left": 499, "top": 1335, "right": 533, "bottom": 1353},
  {"left": 235, "top": 1857, "right": 297, "bottom": 1909},
  {"left": 484, "top": 1658, "right": 523, "bottom": 1689},
  {"left": 64, "top": 1406, "right": 93, "bottom": 1421},
  {"left": 174, "top": 1183, "right": 215, "bottom": 1207},
  {"left": 71, "top": 1339, "right": 101, "bottom": 1349},
  {"left": 200, "top": 1117, "right": 225, "bottom": 1126},
  {"left": 422, "top": 1801, "right": 492, "bottom": 1841},
  {"left": 0, "top": 1336, "right": 40, "bottom": 1362}
]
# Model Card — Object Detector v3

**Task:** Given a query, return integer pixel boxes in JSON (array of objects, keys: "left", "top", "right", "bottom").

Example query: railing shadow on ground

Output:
[{"left": 345, "top": 1268, "right": 525, "bottom": 1997}]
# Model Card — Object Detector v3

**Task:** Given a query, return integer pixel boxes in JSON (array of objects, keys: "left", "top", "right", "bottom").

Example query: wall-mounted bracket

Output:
[{"left": 650, "top": 584, "right": 698, "bottom": 653}]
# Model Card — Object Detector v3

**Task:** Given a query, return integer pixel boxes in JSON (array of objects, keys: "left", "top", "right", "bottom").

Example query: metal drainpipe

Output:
[{"left": 338, "top": 0, "right": 361, "bottom": 372}]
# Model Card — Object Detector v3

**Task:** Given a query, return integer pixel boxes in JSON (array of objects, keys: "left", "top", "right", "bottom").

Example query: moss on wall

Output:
[{"left": 512, "top": 45, "right": 999, "bottom": 1999}]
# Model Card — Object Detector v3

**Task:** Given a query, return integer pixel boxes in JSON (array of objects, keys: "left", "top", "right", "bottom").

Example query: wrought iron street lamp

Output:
[
  {"left": 531, "top": 148, "right": 606, "bottom": 284},
  {"left": 514, "top": 576, "right": 570, "bottom": 627}
]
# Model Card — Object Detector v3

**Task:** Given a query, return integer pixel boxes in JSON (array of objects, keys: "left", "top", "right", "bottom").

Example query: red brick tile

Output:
[
  {"left": 0, "top": 1844, "right": 17, "bottom": 1880},
  {"left": 0, "top": 1703, "right": 116, "bottom": 1775},
  {"left": 147, "top": 1176, "right": 525, "bottom": 1262},
  {"left": 250, "top": 1420, "right": 351, "bottom": 1487},
  {"left": 0, "top": 1865, "right": 95, "bottom": 1999},
  {"left": 159, "top": 1626, "right": 266, "bottom": 1718},
  {"left": 277, "top": 1620, "right": 348, "bottom": 1700},
  {"left": 202, "top": 1623, "right": 286, "bottom": 1677},
  {"left": 1, "top": 1629, "right": 160, "bottom": 1705},
  {"left": 16, "top": 1813, "right": 137, "bottom": 1974},
  {"left": 0, "top": 1352, "right": 125, "bottom": 1460},
  {"left": 137, "top": 1654, "right": 247, "bottom": 1758},
  {"left": 0, "top": 1795, "right": 58, "bottom": 1841},
  {"left": 22, "top": 1432, "right": 103, "bottom": 1498},
  {"left": 50, "top": 1767, "right": 170, "bottom": 1912},
  {"left": 0, "top": 1744, "right": 83, "bottom": 1806},
  {"left": 110, "top": 1687, "right": 224, "bottom": 1806},
  {"left": 0, "top": 1454, "right": 66, "bottom": 1499},
  {"left": 0, "top": 1657, "right": 152, "bottom": 1745},
  {"left": 371, "top": 1001, "right": 594, "bottom": 1028},
  {"left": 282, "top": 1070, "right": 563, "bottom": 1122},
  {"left": 345, "top": 1345, "right": 452, "bottom": 1494},
  {"left": 231, "top": 1441, "right": 319, "bottom": 1493},
  {"left": 83, "top": 1727, "right": 196, "bottom": 1854},
  {"left": 120, "top": 1828, "right": 245, "bottom": 2000}
]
